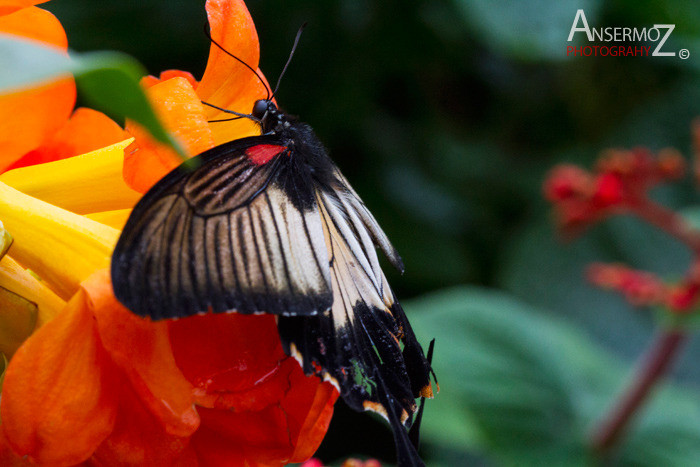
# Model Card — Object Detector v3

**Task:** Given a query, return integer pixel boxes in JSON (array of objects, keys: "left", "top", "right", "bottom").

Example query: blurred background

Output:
[{"left": 44, "top": 0, "right": 700, "bottom": 464}]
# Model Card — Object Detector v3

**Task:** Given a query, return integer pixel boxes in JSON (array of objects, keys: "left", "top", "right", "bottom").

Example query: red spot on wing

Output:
[{"left": 245, "top": 144, "right": 287, "bottom": 165}]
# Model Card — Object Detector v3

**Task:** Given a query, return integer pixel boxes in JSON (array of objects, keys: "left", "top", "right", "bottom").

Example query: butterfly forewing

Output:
[{"left": 112, "top": 137, "right": 333, "bottom": 319}]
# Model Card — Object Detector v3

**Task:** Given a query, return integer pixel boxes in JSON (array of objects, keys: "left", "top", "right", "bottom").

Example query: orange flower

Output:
[
  {"left": 0, "top": 1, "right": 126, "bottom": 171},
  {"left": 0, "top": 0, "right": 339, "bottom": 465},
  {"left": 123, "top": 0, "right": 270, "bottom": 193},
  {"left": 2, "top": 270, "right": 337, "bottom": 465}
]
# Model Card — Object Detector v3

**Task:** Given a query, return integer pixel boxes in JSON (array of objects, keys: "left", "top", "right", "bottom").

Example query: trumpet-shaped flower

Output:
[
  {"left": 0, "top": 0, "right": 339, "bottom": 465},
  {"left": 122, "top": 0, "right": 270, "bottom": 194},
  {"left": 0, "top": 1, "right": 126, "bottom": 171}
]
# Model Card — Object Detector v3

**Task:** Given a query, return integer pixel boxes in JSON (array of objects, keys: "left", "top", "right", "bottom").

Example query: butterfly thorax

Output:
[{"left": 253, "top": 99, "right": 339, "bottom": 201}]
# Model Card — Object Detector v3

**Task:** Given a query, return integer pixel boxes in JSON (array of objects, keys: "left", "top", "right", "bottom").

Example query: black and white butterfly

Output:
[{"left": 111, "top": 31, "right": 435, "bottom": 467}]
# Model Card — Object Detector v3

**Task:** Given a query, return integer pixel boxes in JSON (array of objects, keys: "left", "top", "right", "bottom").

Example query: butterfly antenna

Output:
[
  {"left": 203, "top": 24, "right": 271, "bottom": 100},
  {"left": 208, "top": 116, "right": 244, "bottom": 123},
  {"left": 201, "top": 101, "right": 261, "bottom": 123},
  {"left": 271, "top": 22, "right": 307, "bottom": 100}
]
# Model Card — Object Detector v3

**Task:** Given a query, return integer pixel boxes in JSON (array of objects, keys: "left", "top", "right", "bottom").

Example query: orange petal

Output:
[
  {"left": 197, "top": 0, "right": 260, "bottom": 104},
  {"left": 206, "top": 67, "right": 269, "bottom": 146},
  {"left": 91, "top": 382, "right": 196, "bottom": 466},
  {"left": 193, "top": 376, "right": 337, "bottom": 467},
  {"left": 168, "top": 313, "right": 286, "bottom": 408},
  {"left": 0, "top": 426, "right": 32, "bottom": 467},
  {"left": 124, "top": 77, "right": 214, "bottom": 193},
  {"left": 0, "top": 1, "right": 46, "bottom": 16},
  {"left": 6, "top": 108, "right": 127, "bottom": 170},
  {"left": 197, "top": 0, "right": 269, "bottom": 145},
  {"left": 0, "top": 78, "right": 75, "bottom": 172},
  {"left": 0, "top": 7, "right": 75, "bottom": 170},
  {"left": 142, "top": 70, "right": 199, "bottom": 90},
  {"left": 0, "top": 6, "right": 67, "bottom": 47},
  {"left": 191, "top": 406, "right": 290, "bottom": 467},
  {"left": 86, "top": 270, "right": 199, "bottom": 437},
  {"left": 140, "top": 75, "right": 161, "bottom": 89},
  {"left": 1, "top": 284, "right": 119, "bottom": 465},
  {"left": 170, "top": 313, "right": 336, "bottom": 464},
  {"left": 287, "top": 379, "right": 338, "bottom": 462}
]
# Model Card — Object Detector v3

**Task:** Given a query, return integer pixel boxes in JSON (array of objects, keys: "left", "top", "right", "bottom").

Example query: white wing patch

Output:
[{"left": 317, "top": 189, "right": 395, "bottom": 329}]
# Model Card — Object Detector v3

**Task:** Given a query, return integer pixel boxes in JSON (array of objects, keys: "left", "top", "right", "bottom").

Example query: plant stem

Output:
[
  {"left": 632, "top": 200, "right": 700, "bottom": 253},
  {"left": 591, "top": 328, "right": 687, "bottom": 455}
]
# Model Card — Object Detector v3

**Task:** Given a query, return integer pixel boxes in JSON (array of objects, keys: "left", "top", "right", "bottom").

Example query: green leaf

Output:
[
  {"left": 405, "top": 287, "right": 700, "bottom": 465},
  {"left": 680, "top": 205, "right": 700, "bottom": 231},
  {"left": 0, "top": 33, "right": 184, "bottom": 158},
  {"left": 74, "top": 59, "right": 173, "bottom": 147},
  {"left": 407, "top": 287, "right": 591, "bottom": 464},
  {"left": 453, "top": 0, "right": 602, "bottom": 61},
  {"left": 497, "top": 217, "right": 700, "bottom": 382}
]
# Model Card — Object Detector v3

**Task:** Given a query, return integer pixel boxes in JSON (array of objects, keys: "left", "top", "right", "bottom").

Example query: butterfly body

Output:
[{"left": 112, "top": 100, "right": 433, "bottom": 466}]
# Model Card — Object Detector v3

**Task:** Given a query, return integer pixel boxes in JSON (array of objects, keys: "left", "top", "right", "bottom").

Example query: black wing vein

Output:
[{"left": 112, "top": 138, "right": 333, "bottom": 319}]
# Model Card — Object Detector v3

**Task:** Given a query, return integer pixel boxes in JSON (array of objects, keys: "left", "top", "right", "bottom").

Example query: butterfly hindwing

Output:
[
  {"left": 111, "top": 136, "right": 333, "bottom": 320},
  {"left": 277, "top": 177, "right": 433, "bottom": 466}
]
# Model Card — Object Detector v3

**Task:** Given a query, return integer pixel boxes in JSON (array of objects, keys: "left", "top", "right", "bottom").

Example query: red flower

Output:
[
  {"left": 586, "top": 263, "right": 667, "bottom": 307},
  {"left": 546, "top": 131, "right": 700, "bottom": 314},
  {"left": 544, "top": 148, "right": 687, "bottom": 237}
]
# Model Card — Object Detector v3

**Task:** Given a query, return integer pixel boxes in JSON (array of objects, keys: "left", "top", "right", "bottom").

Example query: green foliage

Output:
[
  {"left": 407, "top": 287, "right": 700, "bottom": 465},
  {"left": 454, "top": 0, "right": 602, "bottom": 61},
  {"left": 498, "top": 214, "right": 700, "bottom": 383},
  {"left": 8, "top": 0, "right": 700, "bottom": 464},
  {"left": 0, "top": 34, "right": 183, "bottom": 157}
]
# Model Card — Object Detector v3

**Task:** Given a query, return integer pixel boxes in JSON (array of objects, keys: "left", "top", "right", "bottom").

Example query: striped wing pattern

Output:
[
  {"left": 278, "top": 179, "right": 433, "bottom": 467},
  {"left": 112, "top": 138, "right": 333, "bottom": 319},
  {"left": 112, "top": 137, "right": 433, "bottom": 466}
]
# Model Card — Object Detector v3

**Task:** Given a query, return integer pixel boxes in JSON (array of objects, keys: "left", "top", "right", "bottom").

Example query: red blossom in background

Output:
[
  {"left": 544, "top": 121, "right": 700, "bottom": 454},
  {"left": 586, "top": 263, "right": 667, "bottom": 308},
  {"left": 544, "top": 123, "right": 700, "bottom": 314},
  {"left": 543, "top": 147, "right": 685, "bottom": 237}
]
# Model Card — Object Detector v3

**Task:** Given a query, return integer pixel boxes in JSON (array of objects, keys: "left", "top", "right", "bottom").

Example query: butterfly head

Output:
[{"left": 253, "top": 99, "right": 289, "bottom": 134}]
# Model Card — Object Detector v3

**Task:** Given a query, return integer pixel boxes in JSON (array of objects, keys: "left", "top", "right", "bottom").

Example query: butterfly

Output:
[{"left": 111, "top": 30, "right": 436, "bottom": 467}]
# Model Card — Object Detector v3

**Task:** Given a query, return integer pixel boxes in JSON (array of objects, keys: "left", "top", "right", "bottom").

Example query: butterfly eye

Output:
[{"left": 252, "top": 100, "right": 270, "bottom": 119}]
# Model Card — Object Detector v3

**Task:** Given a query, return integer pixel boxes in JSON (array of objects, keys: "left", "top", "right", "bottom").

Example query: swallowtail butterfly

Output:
[{"left": 111, "top": 30, "right": 436, "bottom": 466}]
